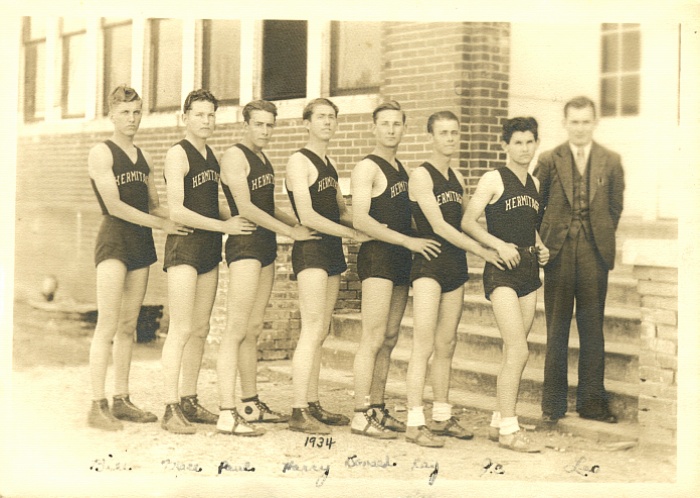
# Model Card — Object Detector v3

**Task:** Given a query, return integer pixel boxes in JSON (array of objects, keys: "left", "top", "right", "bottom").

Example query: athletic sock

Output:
[
  {"left": 240, "top": 394, "right": 259, "bottom": 403},
  {"left": 407, "top": 406, "right": 426, "bottom": 427},
  {"left": 499, "top": 416, "right": 520, "bottom": 436},
  {"left": 490, "top": 411, "right": 501, "bottom": 429},
  {"left": 432, "top": 402, "right": 452, "bottom": 422}
]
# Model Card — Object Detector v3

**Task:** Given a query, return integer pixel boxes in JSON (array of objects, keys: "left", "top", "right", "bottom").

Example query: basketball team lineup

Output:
[{"left": 87, "top": 86, "right": 625, "bottom": 454}]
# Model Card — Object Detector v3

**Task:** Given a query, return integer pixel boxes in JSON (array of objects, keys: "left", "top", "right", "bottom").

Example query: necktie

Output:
[{"left": 575, "top": 147, "right": 586, "bottom": 175}]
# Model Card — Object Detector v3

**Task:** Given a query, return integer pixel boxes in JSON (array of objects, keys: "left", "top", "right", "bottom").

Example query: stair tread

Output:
[
  {"left": 322, "top": 334, "right": 640, "bottom": 398},
  {"left": 333, "top": 313, "right": 640, "bottom": 357}
]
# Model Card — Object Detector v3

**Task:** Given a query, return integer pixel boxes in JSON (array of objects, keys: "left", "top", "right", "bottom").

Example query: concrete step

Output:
[
  {"left": 270, "top": 363, "right": 639, "bottom": 444},
  {"left": 404, "top": 294, "right": 641, "bottom": 346},
  {"left": 461, "top": 267, "right": 641, "bottom": 309},
  {"left": 332, "top": 313, "right": 640, "bottom": 384},
  {"left": 321, "top": 334, "right": 639, "bottom": 423}
]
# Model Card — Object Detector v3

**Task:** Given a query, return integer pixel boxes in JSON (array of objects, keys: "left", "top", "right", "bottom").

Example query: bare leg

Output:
[
  {"left": 90, "top": 259, "right": 127, "bottom": 400},
  {"left": 112, "top": 267, "right": 149, "bottom": 396},
  {"left": 369, "top": 285, "right": 408, "bottom": 406},
  {"left": 238, "top": 263, "right": 275, "bottom": 399},
  {"left": 161, "top": 265, "right": 198, "bottom": 404},
  {"left": 491, "top": 287, "right": 536, "bottom": 418},
  {"left": 180, "top": 267, "right": 219, "bottom": 397},
  {"left": 430, "top": 285, "right": 464, "bottom": 404},
  {"left": 306, "top": 274, "right": 340, "bottom": 403},
  {"left": 292, "top": 269, "right": 332, "bottom": 408},
  {"left": 353, "top": 278, "right": 395, "bottom": 410},
  {"left": 217, "top": 259, "right": 263, "bottom": 409}
]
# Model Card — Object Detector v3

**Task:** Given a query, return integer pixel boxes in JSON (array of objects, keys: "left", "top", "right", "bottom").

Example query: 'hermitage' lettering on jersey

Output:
[
  {"left": 436, "top": 190, "right": 462, "bottom": 206},
  {"left": 192, "top": 169, "right": 220, "bottom": 188},
  {"left": 115, "top": 170, "right": 148, "bottom": 186},
  {"left": 390, "top": 180, "right": 408, "bottom": 198},
  {"left": 318, "top": 176, "right": 339, "bottom": 193},
  {"left": 251, "top": 173, "right": 274, "bottom": 191},
  {"left": 504, "top": 195, "right": 540, "bottom": 212}
]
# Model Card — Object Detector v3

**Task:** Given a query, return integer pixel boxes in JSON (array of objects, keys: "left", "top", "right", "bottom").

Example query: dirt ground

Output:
[{"left": 2, "top": 300, "right": 689, "bottom": 498}]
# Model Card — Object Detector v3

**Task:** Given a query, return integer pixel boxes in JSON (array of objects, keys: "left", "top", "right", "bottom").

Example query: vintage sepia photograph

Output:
[{"left": 2, "top": 1, "right": 699, "bottom": 496}]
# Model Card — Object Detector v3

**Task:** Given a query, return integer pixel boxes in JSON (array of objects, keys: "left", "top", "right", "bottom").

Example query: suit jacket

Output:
[{"left": 534, "top": 141, "right": 625, "bottom": 270}]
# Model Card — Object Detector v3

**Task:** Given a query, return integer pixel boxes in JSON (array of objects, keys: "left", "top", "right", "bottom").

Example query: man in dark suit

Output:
[{"left": 534, "top": 96, "right": 625, "bottom": 424}]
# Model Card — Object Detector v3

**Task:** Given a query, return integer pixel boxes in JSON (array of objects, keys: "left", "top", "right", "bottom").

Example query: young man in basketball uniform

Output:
[
  {"left": 350, "top": 101, "right": 441, "bottom": 439},
  {"left": 87, "top": 86, "right": 192, "bottom": 431},
  {"left": 216, "top": 100, "right": 319, "bottom": 436},
  {"left": 462, "top": 117, "right": 550, "bottom": 452},
  {"left": 285, "top": 98, "right": 371, "bottom": 434},
  {"left": 406, "top": 111, "right": 503, "bottom": 447},
  {"left": 161, "top": 90, "right": 257, "bottom": 434}
]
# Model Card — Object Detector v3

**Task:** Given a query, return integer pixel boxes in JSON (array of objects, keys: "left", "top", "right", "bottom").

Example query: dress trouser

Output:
[{"left": 541, "top": 227, "right": 610, "bottom": 418}]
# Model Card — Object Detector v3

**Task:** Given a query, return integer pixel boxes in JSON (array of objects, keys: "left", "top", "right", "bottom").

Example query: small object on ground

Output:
[{"left": 601, "top": 441, "right": 638, "bottom": 451}]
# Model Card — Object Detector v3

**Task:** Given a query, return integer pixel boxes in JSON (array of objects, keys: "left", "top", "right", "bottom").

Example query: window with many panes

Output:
[
  {"left": 202, "top": 19, "right": 240, "bottom": 105},
  {"left": 23, "top": 17, "right": 46, "bottom": 121},
  {"left": 61, "top": 18, "right": 87, "bottom": 118},
  {"left": 103, "top": 18, "right": 132, "bottom": 115},
  {"left": 600, "top": 23, "right": 641, "bottom": 117},
  {"left": 150, "top": 18, "right": 183, "bottom": 111},
  {"left": 262, "top": 20, "right": 307, "bottom": 101},
  {"left": 330, "top": 21, "right": 381, "bottom": 96}
]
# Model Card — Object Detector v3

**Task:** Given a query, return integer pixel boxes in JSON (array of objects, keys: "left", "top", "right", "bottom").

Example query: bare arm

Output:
[
  {"left": 285, "top": 152, "right": 364, "bottom": 240},
  {"left": 164, "top": 145, "right": 255, "bottom": 235},
  {"left": 461, "top": 170, "right": 519, "bottom": 269},
  {"left": 89, "top": 143, "right": 186, "bottom": 234},
  {"left": 351, "top": 159, "right": 440, "bottom": 259}
]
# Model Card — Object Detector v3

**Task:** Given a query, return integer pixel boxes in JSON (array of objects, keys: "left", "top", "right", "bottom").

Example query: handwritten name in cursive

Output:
[
  {"left": 89, "top": 454, "right": 132, "bottom": 472},
  {"left": 345, "top": 454, "right": 397, "bottom": 468},
  {"left": 218, "top": 461, "right": 255, "bottom": 475}
]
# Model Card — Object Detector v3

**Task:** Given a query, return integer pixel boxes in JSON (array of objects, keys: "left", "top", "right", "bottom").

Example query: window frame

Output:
[
  {"left": 201, "top": 19, "right": 241, "bottom": 106},
  {"left": 600, "top": 23, "right": 641, "bottom": 118},
  {"left": 23, "top": 17, "right": 47, "bottom": 122},
  {"left": 60, "top": 18, "right": 87, "bottom": 119},
  {"left": 329, "top": 20, "right": 382, "bottom": 97},
  {"left": 149, "top": 18, "right": 183, "bottom": 113},
  {"left": 102, "top": 18, "right": 133, "bottom": 116}
]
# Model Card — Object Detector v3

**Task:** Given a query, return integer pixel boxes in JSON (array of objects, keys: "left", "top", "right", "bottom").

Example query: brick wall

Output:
[
  {"left": 635, "top": 265, "right": 678, "bottom": 448},
  {"left": 15, "top": 21, "right": 511, "bottom": 357}
]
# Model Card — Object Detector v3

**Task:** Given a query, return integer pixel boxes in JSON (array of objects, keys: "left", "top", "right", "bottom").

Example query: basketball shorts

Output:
[
  {"left": 94, "top": 215, "right": 157, "bottom": 271},
  {"left": 410, "top": 244, "right": 468, "bottom": 293},
  {"left": 483, "top": 246, "right": 541, "bottom": 300},
  {"left": 291, "top": 235, "right": 347, "bottom": 277},
  {"left": 357, "top": 240, "right": 412, "bottom": 286},
  {"left": 225, "top": 227, "right": 277, "bottom": 268},
  {"left": 163, "top": 229, "right": 222, "bottom": 274}
]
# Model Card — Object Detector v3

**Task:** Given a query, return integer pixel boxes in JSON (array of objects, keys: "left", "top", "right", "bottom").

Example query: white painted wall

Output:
[{"left": 509, "top": 22, "right": 681, "bottom": 221}]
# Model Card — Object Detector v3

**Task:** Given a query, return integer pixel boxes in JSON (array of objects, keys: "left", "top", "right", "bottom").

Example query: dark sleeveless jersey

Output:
[
  {"left": 365, "top": 154, "right": 411, "bottom": 235},
  {"left": 411, "top": 162, "right": 464, "bottom": 246},
  {"left": 485, "top": 167, "right": 541, "bottom": 247},
  {"left": 91, "top": 140, "right": 150, "bottom": 215},
  {"left": 222, "top": 143, "right": 276, "bottom": 218},
  {"left": 287, "top": 148, "right": 341, "bottom": 224},
  {"left": 176, "top": 139, "right": 220, "bottom": 219}
]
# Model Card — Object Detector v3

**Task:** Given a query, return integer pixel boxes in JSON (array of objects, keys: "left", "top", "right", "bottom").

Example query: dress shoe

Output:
[
  {"left": 112, "top": 395, "right": 158, "bottom": 423},
  {"left": 180, "top": 394, "right": 218, "bottom": 424},
  {"left": 579, "top": 412, "right": 618, "bottom": 424},
  {"left": 541, "top": 413, "right": 564, "bottom": 425},
  {"left": 88, "top": 399, "right": 123, "bottom": 431}
]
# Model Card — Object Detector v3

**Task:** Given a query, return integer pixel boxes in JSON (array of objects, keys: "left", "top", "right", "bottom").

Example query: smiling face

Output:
[
  {"left": 304, "top": 104, "right": 338, "bottom": 142},
  {"left": 563, "top": 105, "right": 597, "bottom": 147},
  {"left": 429, "top": 118, "right": 460, "bottom": 157},
  {"left": 372, "top": 109, "right": 406, "bottom": 149},
  {"left": 110, "top": 100, "right": 143, "bottom": 137},
  {"left": 183, "top": 100, "right": 217, "bottom": 140},
  {"left": 502, "top": 130, "right": 539, "bottom": 167}
]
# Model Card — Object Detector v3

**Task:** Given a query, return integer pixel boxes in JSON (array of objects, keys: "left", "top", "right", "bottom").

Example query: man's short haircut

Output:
[
  {"left": 426, "top": 110, "right": 459, "bottom": 134},
  {"left": 183, "top": 89, "right": 219, "bottom": 113},
  {"left": 302, "top": 98, "right": 339, "bottom": 121},
  {"left": 108, "top": 85, "right": 141, "bottom": 112},
  {"left": 502, "top": 116, "right": 539, "bottom": 143},
  {"left": 564, "top": 96, "right": 597, "bottom": 118},
  {"left": 372, "top": 100, "right": 406, "bottom": 124},
  {"left": 242, "top": 100, "right": 278, "bottom": 123}
]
